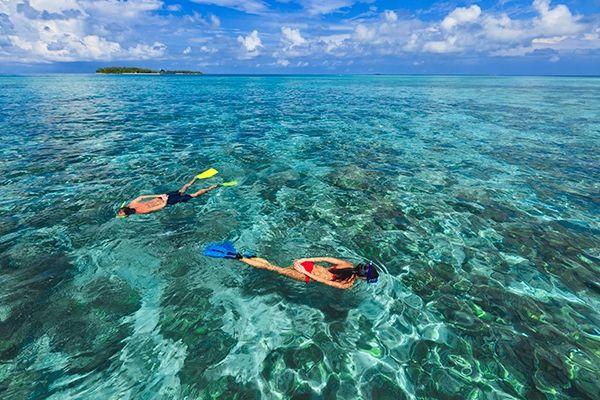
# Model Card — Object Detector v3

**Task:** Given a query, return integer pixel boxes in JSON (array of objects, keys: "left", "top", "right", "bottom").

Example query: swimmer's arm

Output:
[
  {"left": 296, "top": 257, "right": 353, "bottom": 267},
  {"left": 298, "top": 270, "right": 352, "bottom": 290},
  {"left": 292, "top": 263, "right": 353, "bottom": 289},
  {"left": 134, "top": 194, "right": 166, "bottom": 201}
]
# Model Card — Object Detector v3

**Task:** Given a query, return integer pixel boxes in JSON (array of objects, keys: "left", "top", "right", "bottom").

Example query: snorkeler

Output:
[
  {"left": 203, "top": 242, "right": 379, "bottom": 289},
  {"left": 117, "top": 168, "right": 236, "bottom": 218}
]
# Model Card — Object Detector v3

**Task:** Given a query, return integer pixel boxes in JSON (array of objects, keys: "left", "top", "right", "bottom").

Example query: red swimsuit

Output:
[
  {"left": 301, "top": 262, "right": 341, "bottom": 283},
  {"left": 300, "top": 261, "right": 314, "bottom": 283}
]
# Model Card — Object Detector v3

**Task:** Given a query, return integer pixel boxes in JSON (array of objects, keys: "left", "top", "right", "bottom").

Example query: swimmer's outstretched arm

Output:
[
  {"left": 239, "top": 257, "right": 306, "bottom": 282},
  {"left": 134, "top": 194, "right": 167, "bottom": 201},
  {"left": 295, "top": 257, "right": 353, "bottom": 267}
]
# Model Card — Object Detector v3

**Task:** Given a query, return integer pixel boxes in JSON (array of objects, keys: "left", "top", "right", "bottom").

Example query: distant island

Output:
[{"left": 96, "top": 67, "right": 202, "bottom": 75}]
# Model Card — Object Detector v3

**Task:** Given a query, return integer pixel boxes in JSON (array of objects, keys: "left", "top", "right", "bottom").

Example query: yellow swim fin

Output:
[
  {"left": 196, "top": 168, "right": 218, "bottom": 179},
  {"left": 222, "top": 181, "right": 238, "bottom": 187}
]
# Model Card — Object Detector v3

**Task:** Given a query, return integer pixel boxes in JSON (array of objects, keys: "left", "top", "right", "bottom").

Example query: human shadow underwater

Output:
[{"left": 204, "top": 242, "right": 379, "bottom": 290}]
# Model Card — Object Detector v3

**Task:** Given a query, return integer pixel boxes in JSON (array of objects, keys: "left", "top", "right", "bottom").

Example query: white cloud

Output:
[
  {"left": 319, "top": 34, "right": 350, "bottom": 53},
  {"left": 532, "top": 36, "right": 566, "bottom": 45},
  {"left": 200, "top": 45, "right": 217, "bottom": 53},
  {"left": 190, "top": 0, "right": 267, "bottom": 14},
  {"left": 84, "top": 0, "right": 163, "bottom": 20},
  {"left": 8, "top": 32, "right": 165, "bottom": 61},
  {"left": 333, "top": 0, "right": 594, "bottom": 58},
  {"left": 441, "top": 5, "right": 481, "bottom": 30},
  {"left": 299, "top": 0, "right": 355, "bottom": 15},
  {"left": 128, "top": 41, "right": 167, "bottom": 58},
  {"left": 277, "top": 58, "right": 289, "bottom": 66},
  {"left": 383, "top": 10, "right": 397, "bottom": 23},
  {"left": 209, "top": 14, "right": 221, "bottom": 28},
  {"left": 533, "top": 0, "right": 582, "bottom": 35},
  {"left": 423, "top": 36, "right": 458, "bottom": 53},
  {"left": 281, "top": 27, "right": 306, "bottom": 47},
  {"left": 183, "top": 46, "right": 192, "bottom": 55},
  {"left": 481, "top": 14, "right": 527, "bottom": 42},
  {"left": 237, "top": 30, "right": 262, "bottom": 58},
  {"left": 482, "top": 0, "right": 583, "bottom": 43},
  {"left": 27, "top": 0, "right": 81, "bottom": 14},
  {"left": 0, "top": 0, "right": 599, "bottom": 68},
  {"left": 1, "top": 0, "right": 168, "bottom": 62},
  {"left": 354, "top": 24, "right": 376, "bottom": 42}
]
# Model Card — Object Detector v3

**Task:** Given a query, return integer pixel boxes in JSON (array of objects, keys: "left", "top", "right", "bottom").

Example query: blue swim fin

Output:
[{"left": 203, "top": 241, "right": 240, "bottom": 259}]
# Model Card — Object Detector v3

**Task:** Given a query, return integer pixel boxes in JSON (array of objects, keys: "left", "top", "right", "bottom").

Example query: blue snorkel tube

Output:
[{"left": 366, "top": 261, "right": 378, "bottom": 284}]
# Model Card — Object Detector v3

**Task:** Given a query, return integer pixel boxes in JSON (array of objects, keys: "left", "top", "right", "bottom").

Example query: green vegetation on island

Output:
[{"left": 96, "top": 67, "right": 202, "bottom": 75}]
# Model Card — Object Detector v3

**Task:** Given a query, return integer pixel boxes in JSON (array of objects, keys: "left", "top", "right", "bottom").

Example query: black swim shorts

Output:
[{"left": 166, "top": 191, "right": 193, "bottom": 205}]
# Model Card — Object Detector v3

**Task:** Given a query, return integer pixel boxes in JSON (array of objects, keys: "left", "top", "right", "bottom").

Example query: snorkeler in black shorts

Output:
[{"left": 116, "top": 175, "right": 220, "bottom": 218}]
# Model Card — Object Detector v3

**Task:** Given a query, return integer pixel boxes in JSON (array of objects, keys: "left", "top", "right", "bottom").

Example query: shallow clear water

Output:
[{"left": 0, "top": 75, "right": 599, "bottom": 399}]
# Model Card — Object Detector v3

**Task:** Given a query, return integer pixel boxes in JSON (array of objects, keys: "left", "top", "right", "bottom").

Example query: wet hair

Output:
[
  {"left": 331, "top": 262, "right": 379, "bottom": 283},
  {"left": 119, "top": 207, "right": 136, "bottom": 216}
]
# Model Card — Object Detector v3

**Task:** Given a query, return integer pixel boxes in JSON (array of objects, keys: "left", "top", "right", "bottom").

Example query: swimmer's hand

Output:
[
  {"left": 293, "top": 258, "right": 310, "bottom": 267},
  {"left": 293, "top": 261, "right": 307, "bottom": 273}
]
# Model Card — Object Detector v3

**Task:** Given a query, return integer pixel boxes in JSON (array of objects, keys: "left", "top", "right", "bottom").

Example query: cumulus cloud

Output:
[
  {"left": 281, "top": 27, "right": 306, "bottom": 47},
  {"left": 337, "top": 0, "right": 592, "bottom": 57},
  {"left": 0, "top": 0, "right": 168, "bottom": 62},
  {"left": 423, "top": 36, "right": 458, "bottom": 53},
  {"left": 237, "top": 30, "right": 262, "bottom": 58},
  {"left": 533, "top": 0, "right": 582, "bottom": 35},
  {"left": 441, "top": 5, "right": 481, "bottom": 30},
  {"left": 354, "top": 24, "right": 376, "bottom": 42},
  {"left": 128, "top": 41, "right": 167, "bottom": 58},
  {"left": 319, "top": 34, "right": 351, "bottom": 53},
  {"left": 275, "top": 26, "right": 311, "bottom": 60},
  {"left": 9, "top": 33, "right": 122, "bottom": 61},
  {"left": 0, "top": 0, "right": 599, "bottom": 69}
]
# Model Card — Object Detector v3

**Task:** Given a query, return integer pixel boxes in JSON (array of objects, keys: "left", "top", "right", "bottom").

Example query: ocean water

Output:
[{"left": 0, "top": 74, "right": 599, "bottom": 399}]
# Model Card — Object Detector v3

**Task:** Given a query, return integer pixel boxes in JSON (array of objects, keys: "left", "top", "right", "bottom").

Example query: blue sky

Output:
[{"left": 1, "top": 0, "right": 599, "bottom": 74}]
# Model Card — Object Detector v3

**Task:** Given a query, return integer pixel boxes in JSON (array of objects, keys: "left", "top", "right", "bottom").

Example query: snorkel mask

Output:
[
  {"left": 116, "top": 201, "right": 128, "bottom": 219},
  {"left": 355, "top": 261, "right": 378, "bottom": 283},
  {"left": 366, "top": 261, "right": 378, "bottom": 284}
]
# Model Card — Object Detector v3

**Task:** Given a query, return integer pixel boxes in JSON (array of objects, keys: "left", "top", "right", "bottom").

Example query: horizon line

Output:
[{"left": 1, "top": 72, "right": 600, "bottom": 78}]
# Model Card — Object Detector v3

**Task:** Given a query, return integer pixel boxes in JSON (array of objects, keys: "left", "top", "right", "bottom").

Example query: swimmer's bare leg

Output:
[
  {"left": 190, "top": 184, "right": 219, "bottom": 198},
  {"left": 239, "top": 257, "right": 305, "bottom": 282},
  {"left": 178, "top": 176, "right": 198, "bottom": 194}
]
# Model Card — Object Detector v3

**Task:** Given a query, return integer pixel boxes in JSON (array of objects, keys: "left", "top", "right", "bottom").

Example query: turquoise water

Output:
[{"left": 1, "top": 75, "right": 599, "bottom": 399}]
